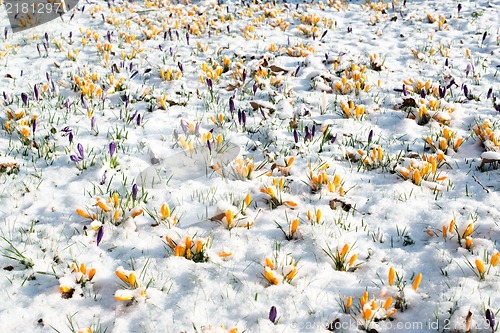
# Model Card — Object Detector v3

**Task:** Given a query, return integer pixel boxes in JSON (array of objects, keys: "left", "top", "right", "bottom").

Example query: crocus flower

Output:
[
  {"left": 21, "top": 92, "right": 28, "bottom": 106},
  {"left": 458, "top": 3, "right": 462, "bottom": 14},
  {"left": 388, "top": 267, "right": 395, "bottom": 286},
  {"left": 269, "top": 306, "right": 277, "bottom": 323},
  {"left": 486, "top": 309, "right": 495, "bottom": 332},
  {"left": 77, "top": 143, "right": 84, "bottom": 160},
  {"left": 229, "top": 96, "right": 234, "bottom": 114},
  {"left": 368, "top": 130, "right": 373, "bottom": 145},
  {"left": 109, "top": 141, "right": 116, "bottom": 157},
  {"left": 487, "top": 87, "right": 493, "bottom": 100},
  {"left": 412, "top": 273, "right": 422, "bottom": 290},
  {"left": 465, "top": 64, "right": 472, "bottom": 76},
  {"left": 96, "top": 226, "right": 104, "bottom": 245},
  {"left": 132, "top": 184, "right": 138, "bottom": 201}
]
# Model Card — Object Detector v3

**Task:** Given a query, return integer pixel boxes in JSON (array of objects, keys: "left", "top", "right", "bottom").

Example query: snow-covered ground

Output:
[{"left": 0, "top": 0, "right": 499, "bottom": 332}]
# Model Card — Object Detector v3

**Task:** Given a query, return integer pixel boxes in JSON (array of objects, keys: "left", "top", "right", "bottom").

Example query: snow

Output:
[{"left": 0, "top": 0, "right": 499, "bottom": 332}]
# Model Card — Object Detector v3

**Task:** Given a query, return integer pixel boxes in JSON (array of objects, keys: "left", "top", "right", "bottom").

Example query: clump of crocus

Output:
[
  {"left": 114, "top": 266, "right": 146, "bottom": 302},
  {"left": 473, "top": 120, "right": 499, "bottom": 152},
  {"left": 76, "top": 193, "right": 143, "bottom": 244},
  {"left": 286, "top": 43, "right": 315, "bottom": 58},
  {"left": 306, "top": 209, "right": 323, "bottom": 224},
  {"left": 385, "top": 266, "right": 423, "bottom": 310},
  {"left": 59, "top": 263, "right": 96, "bottom": 299},
  {"left": 160, "top": 67, "right": 182, "bottom": 81},
  {"left": 333, "top": 63, "right": 370, "bottom": 95},
  {"left": 269, "top": 157, "right": 294, "bottom": 177},
  {"left": 211, "top": 196, "right": 254, "bottom": 230},
  {"left": 357, "top": 145, "right": 386, "bottom": 170},
  {"left": 70, "top": 143, "right": 89, "bottom": 170},
  {"left": 405, "top": 97, "right": 455, "bottom": 126},
  {"left": 200, "top": 325, "right": 238, "bottom": 333},
  {"left": 426, "top": 126, "right": 464, "bottom": 154},
  {"left": 466, "top": 252, "right": 500, "bottom": 280},
  {"left": 339, "top": 100, "right": 365, "bottom": 119},
  {"left": 397, "top": 153, "right": 447, "bottom": 189},
  {"left": 165, "top": 231, "right": 210, "bottom": 263},
  {"left": 306, "top": 162, "right": 345, "bottom": 195},
  {"left": 260, "top": 177, "right": 298, "bottom": 209},
  {"left": 263, "top": 255, "right": 298, "bottom": 285},
  {"left": 355, "top": 290, "right": 397, "bottom": 331},
  {"left": 323, "top": 243, "right": 359, "bottom": 272}
]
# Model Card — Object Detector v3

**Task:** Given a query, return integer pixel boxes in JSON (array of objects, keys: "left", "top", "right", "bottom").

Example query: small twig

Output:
[{"left": 472, "top": 175, "right": 490, "bottom": 193}]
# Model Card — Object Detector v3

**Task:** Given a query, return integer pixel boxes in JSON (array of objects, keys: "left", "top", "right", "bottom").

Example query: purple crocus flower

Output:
[
  {"left": 69, "top": 132, "right": 74, "bottom": 144},
  {"left": 34, "top": 84, "right": 39, "bottom": 100},
  {"left": 37, "top": 44, "right": 42, "bottom": 56},
  {"left": 464, "top": 85, "right": 469, "bottom": 98},
  {"left": 206, "top": 78, "right": 213, "bottom": 90},
  {"left": 242, "top": 69, "right": 247, "bottom": 83},
  {"left": 91, "top": 116, "right": 96, "bottom": 130},
  {"left": 439, "top": 86, "right": 446, "bottom": 99},
  {"left": 242, "top": 111, "right": 247, "bottom": 126},
  {"left": 229, "top": 96, "right": 234, "bottom": 115},
  {"left": 180, "top": 120, "right": 188, "bottom": 134},
  {"left": 293, "top": 129, "right": 298, "bottom": 143},
  {"left": 260, "top": 107, "right": 266, "bottom": 120},
  {"left": 237, "top": 110, "right": 242, "bottom": 124},
  {"left": 465, "top": 63, "right": 472, "bottom": 77},
  {"left": 100, "top": 171, "right": 107, "bottom": 185},
  {"left": 136, "top": 114, "right": 141, "bottom": 126},
  {"left": 96, "top": 226, "right": 104, "bottom": 246},
  {"left": 178, "top": 61, "right": 183, "bottom": 73},
  {"left": 77, "top": 143, "right": 84, "bottom": 160},
  {"left": 445, "top": 58, "right": 449, "bottom": 67},
  {"left": 486, "top": 309, "right": 495, "bottom": 332},
  {"left": 402, "top": 84, "right": 408, "bottom": 96},
  {"left": 420, "top": 90, "right": 426, "bottom": 98},
  {"left": 482, "top": 31, "right": 488, "bottom": 44},
  {"left": 21, "top": 92, "right": 28, "bottom": 106},
  {"left": 368, "top": 129, "right": 373, "bottom": 145},
  {"left": 458, "top": 3, "right": 462, "bottom": 14},
  {"left": 253, "top": 84, "right": 258, "bottom": 95},
  {"left": 132, "top": 184, "right": 138, "bottom": 201},
  {"left": 487, "top": 87, "right": 493, "bottom": 100},
  {"left": 186, "top": 32, "right": 189, "bottom": 45},
  {"left": 130, "top": 71, "right": 139, "bottom": 80},
  {"left": 32, "top": 119, "right": 37, "bottom": 134},
  {"left": 70, "top": 155, "right": 80, "bottom": 163},
  {"left": 331, "top": 134, "right": 337, "bottom": 144},
  {"left": 109, "top": 141, "right": 116, "bottom": 157},
  {"left": 227, "top": 25, "right": 230, "bottom": 33},
  {"left": 269, "top": 306, "right": 277, "bottom": 323},
  {"left": 207, "top": 140, "right": 212, "bottom": 152}
]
